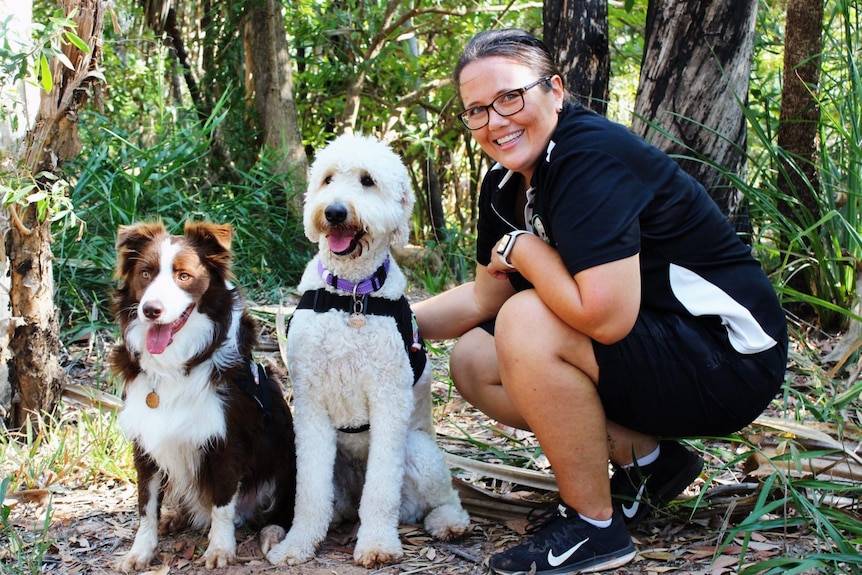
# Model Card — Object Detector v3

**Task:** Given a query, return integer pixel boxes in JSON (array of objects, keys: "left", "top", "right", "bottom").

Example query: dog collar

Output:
[{"left": 317, "top": 257, "right": 389, "bottom": 295}]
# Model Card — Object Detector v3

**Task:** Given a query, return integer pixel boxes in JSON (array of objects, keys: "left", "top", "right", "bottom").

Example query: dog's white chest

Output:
[
  {"left": 119, "top": 365, "right": 227, "bottom": 469},
  {"left": 287, "top": 308, "right": 414, "bottom": 426}
]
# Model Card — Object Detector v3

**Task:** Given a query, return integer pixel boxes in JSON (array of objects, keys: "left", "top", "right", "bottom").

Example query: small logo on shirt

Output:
[{"left": 530, "top": 214, "right": 549, "bottom": 243}]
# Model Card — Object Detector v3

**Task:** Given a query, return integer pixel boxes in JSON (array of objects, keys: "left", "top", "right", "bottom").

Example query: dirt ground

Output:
[{"left": 2, "top": 309, "right": 826, "bottom": 575}]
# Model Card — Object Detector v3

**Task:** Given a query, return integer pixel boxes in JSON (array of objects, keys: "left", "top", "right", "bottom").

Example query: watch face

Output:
[{"left": 497, "top": 236, "right": 509, "bottom": 254}]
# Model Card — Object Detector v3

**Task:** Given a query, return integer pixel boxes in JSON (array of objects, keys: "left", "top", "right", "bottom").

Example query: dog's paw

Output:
[
  {"left": 424, "top": 504, "right": 471, "bottom": 540},
  {"left": 115, "top": 549, "right": 154, "bottom": 572},
  {"left": 353, "top": 538, "right": 404, "bottom": 568},
  {"left": 201, "top": 545, "right": 236, "bottom": 569},
  {"left": 265, "top": 537, "right": 316, "bottom": 566},
  {"left": 259, "top": 524, "right": 287, "bottom": 556}
]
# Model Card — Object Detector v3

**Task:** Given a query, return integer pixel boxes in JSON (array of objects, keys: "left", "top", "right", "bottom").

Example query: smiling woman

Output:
[{"left": 412, "top": 27, "right": 788, "bottom": 575}]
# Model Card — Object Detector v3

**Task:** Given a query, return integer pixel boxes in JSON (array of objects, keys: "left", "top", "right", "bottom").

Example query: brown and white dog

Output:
[{"left": 110, "top": 220, "right": 296, "bottom": 571}]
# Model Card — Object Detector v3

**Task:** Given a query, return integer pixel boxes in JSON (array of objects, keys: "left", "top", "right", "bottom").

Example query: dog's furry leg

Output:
[
  {"left": 201, "top": 494, "right": 239, "bottom": 568},
  {"left": 266, "top": 399, "right": 337, "bottom": 566},
  {"left": 117, "top": 472, "right": 162, "bottom": 572},
  {"left": 352, "top": 405, "right": 410, "bottom": 567},
  {"left": 402, "top": 430, "right": 470, "bottom": 540}
]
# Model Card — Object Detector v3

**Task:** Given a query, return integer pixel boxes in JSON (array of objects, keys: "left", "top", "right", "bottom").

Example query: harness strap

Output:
[
  {"left": 292, "top": 288, "right": 428, "bottom": 434},
  {"left": 234, "top": 358, "right": 273, "bottom": 421}
]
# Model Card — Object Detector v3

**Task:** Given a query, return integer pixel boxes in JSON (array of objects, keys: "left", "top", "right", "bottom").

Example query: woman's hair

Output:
[{"left": 453, "top": 29, "right": 561, "bottom": 89}]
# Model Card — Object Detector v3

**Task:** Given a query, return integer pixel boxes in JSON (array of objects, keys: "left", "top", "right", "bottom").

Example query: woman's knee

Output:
[
  {"left": 449, "top": 328, "right": 499, "bottom": 398},
  {"left": 496, "top": 290, "right": 599, "bottom": 380}
]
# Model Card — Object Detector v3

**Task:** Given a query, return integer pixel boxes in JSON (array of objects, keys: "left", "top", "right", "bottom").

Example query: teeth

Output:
[{"left": 497, "top": 131, "right": 523, "bottom": 145}]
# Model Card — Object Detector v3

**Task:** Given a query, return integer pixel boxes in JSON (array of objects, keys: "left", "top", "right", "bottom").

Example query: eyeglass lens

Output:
[{"left": 462, "top": 91, "right": 524, "bottom": 129}]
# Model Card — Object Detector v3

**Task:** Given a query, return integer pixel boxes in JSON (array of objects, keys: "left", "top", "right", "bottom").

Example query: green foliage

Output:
[
  {"left": 607, "top": 0, "right": 647, "bottom": 121},
  {"left": 0, "top": 7, "right": 89, "bottom": 105},
  {"left": 741, "top": 0, "right": 861, "bottom": 330},
  {"left": 0, "top": 476, "right": 53, "bottom": 575},
  {"left": 57, "top": 90, "right": 309, "bottom": 340},
  {"left": 0, "top": 403, "right": 133, "bottom": 574}
]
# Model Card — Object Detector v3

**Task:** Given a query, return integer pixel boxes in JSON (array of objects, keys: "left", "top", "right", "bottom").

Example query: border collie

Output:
[{"left": 110, "top": 220, "right": 295, "bottom": 571}]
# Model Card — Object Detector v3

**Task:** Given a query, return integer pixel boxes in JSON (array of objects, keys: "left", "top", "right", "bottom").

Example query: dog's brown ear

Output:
[
  {"left": 116, "top": 221, "right": 166, "bottom": 250},
  {"left": 184, "top": 220, "right": 233, "bottom": 251}
]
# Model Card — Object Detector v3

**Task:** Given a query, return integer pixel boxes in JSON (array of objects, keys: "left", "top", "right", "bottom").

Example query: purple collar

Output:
[{"left": 317, "top": 257, "right": 390, "bottom": 295}]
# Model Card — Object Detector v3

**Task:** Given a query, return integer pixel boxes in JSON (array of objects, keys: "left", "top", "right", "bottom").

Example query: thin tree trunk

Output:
[
  {"left": 245, "top": 0, "right": 308, "bottom": 205},
  {"left": 632, "top": 0, "right": 757, "bottom": 237},
  {"left": 776, "top": 0, "right": 823, "bottom": 323},
  {"left": 6, "top": 0, "right": 105, "bottom": 429},
  {"left": 543, "top": 0, "right": 610, "bottom": 116},
  {"left": 0, "top": 0, "right": 41, "bottom": 426}
]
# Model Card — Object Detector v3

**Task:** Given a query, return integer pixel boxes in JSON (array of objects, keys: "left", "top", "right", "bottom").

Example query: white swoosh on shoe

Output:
[
  {"left": 622, "top": 482, "right": 647, "bottom": 519},
  {"left": 547, "top": 537, "right": 589, "bottom": 567}
]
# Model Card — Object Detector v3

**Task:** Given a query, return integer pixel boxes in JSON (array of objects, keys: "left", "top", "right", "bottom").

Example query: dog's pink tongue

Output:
[
  {"left": 146, "top": 323, "right": 173, "bottom": 354},
  {"left": 327, "top": 228, "right": 355, "bottom": 253}
]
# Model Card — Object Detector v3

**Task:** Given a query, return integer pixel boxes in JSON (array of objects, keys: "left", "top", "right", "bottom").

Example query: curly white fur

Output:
[{"left": 265, "top": 134, "right": 469, "bottom": 568}]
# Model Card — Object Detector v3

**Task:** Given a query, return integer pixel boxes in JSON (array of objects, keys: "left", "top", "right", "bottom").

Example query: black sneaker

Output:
[
  {"left": 489, "top": 503, "right": 635, "bottom": 575},
  {"left": 611, "top": 440, "right": 704, "bottom": 526}
]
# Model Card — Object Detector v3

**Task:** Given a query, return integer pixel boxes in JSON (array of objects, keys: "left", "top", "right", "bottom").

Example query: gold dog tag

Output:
[{"left": 145, "top": 391, "right": 160, "bottom": 409}]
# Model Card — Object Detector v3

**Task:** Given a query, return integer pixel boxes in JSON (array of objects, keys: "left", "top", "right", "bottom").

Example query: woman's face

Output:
[{"left": 459, "top": 56, "right": 564, "bottom": 182}]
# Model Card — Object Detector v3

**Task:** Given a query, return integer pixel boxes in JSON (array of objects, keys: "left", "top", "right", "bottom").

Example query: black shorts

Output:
[
  {"left": 479, "top": 310, "right": 787, "bottom": 438},
  {"left": 593, "top": 309, "right": 787, "bottom": 437}
]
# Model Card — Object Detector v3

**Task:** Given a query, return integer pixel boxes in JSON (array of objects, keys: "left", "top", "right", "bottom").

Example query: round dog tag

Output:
[
  {"left": 348, "top": 312, "right": 366, "bottom": 328},
  {"left": 145, "top": 391, "right": 160, "bottom": 409}
]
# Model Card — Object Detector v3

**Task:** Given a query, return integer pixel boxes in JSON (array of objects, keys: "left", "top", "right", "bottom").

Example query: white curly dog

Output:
[{"left": 264, "top": 134, "right": 470, "bottom": 568}]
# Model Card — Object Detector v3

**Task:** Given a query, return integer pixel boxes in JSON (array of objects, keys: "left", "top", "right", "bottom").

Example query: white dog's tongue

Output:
[
  {"left": 146, "top": 323, "right": 173, "bottom": 355},
  {"left": 327, "top": 228, "right": 356, "bottom": 253}
]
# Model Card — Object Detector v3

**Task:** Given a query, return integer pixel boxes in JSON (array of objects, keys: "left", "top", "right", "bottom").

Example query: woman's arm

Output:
[
  {"left": 413, "top": 266, "right": 516, "bottom": 340},
  {"left": 489, "top": 233, "right": 641, "bottom": 344}
]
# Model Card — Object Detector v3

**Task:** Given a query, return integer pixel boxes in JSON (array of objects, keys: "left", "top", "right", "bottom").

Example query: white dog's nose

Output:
[{"left": 325, "top": 204, "right": 348, "bottom": 224}]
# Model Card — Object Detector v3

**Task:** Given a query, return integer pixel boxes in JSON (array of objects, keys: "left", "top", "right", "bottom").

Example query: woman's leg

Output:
[
  {"left": 493, "top": 290, "right": 615, "bottom": 519},
  {"left": 449, "top": 327, "right": 529, "bottom": 430},
  {"left": 449, "top": 307, "right": 660, "bottom": 472}
]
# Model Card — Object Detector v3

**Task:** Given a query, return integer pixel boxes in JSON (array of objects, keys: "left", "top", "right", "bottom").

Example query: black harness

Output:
[
  {"left": 234, "top": 358, "right": 273, "bottom": 422},
  {"left": 292, "top": 288, "right": 428, "bottom": 434}
]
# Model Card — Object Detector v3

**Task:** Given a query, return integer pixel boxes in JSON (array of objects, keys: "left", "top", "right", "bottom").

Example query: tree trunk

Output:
[
  {"left": 543, "top": 0, "right": 610, "bottom": 116},
  {"left": 244, "top": 0, "right": 308, "bottom": 206},
  {"left": 776, "top": 0, "right": 823, "bottom": 320},
  {"left": 5, "top": 0, "right": 105, "bottom": 429},
  {"left": 631, "top": 0, "right": 758, "bottom": 236},
  {"left": 0, "top": 0, "right": 41, "bottom": 425}
]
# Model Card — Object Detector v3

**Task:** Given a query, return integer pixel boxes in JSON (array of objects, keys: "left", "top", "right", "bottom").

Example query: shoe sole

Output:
[{"left": 491, "top": 547, "right": 637, "bottom": 575}]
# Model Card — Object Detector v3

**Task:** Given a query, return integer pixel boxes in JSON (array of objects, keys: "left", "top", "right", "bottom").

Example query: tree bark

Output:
[
  {"left": 631, "top": 0, "right": 758, "bottom": 236},
  {"left": 776, "top": 0, "right": 823, "bottom": 320},
  {"left": 244, "top": 0, "right": 308, "bottom": 205},
  {"left": 777, "top": 0, "right": 822, "bottom": 216},
  {"left": 543, "top": 0, "right": 610, "bottom": 116},
  {"left": 6, "top": 0, "right": 105, "bottom": 429},
  {"left": 0, "top": 0, "right": 41, "bottom": 425}
]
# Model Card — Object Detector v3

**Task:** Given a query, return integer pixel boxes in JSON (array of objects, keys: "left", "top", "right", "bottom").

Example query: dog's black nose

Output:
[
  {"left": 324, "top": 204, "right": 348, "bottom": 224},
  {"left": 142, "top": 301, "right": 164, "bottom": 320}
]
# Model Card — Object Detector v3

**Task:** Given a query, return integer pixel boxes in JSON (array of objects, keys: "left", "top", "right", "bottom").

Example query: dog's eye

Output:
[
  {"left": 141, "top": 270, "right": 150, "bottom": 280},
  {"left": 324, "top": 175, "right": 333, "bottom": 185},
  {"left": 360, "top": 175, "right": 375, "bottom": 187},
  {"left": 177, "top": 272, "right": 191, "bottom": 282}
]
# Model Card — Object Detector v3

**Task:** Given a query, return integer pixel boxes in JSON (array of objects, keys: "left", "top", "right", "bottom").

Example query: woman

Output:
[{"left": 413, "top": 28, "right": 787, "bottom": 575}]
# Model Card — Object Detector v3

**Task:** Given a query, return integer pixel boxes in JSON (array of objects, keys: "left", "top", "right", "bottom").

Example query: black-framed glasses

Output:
[{"left": 459, "top": 77, "right": 552, "bottom": 130}]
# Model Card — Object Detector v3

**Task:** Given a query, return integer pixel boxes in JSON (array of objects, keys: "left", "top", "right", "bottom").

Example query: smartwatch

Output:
[{"left": 496, "top": 230, "right": 531, "bottom": 268}]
